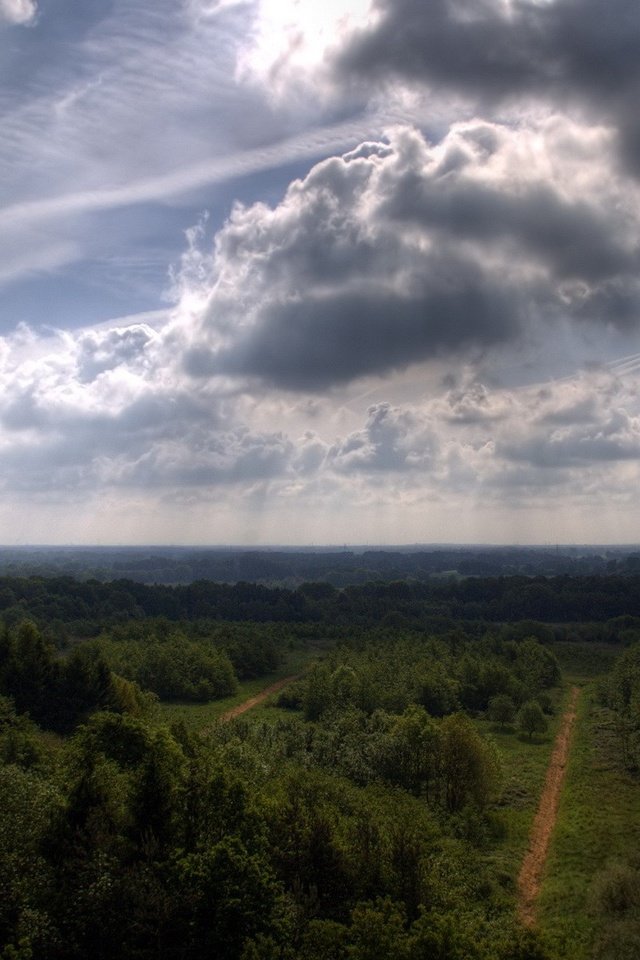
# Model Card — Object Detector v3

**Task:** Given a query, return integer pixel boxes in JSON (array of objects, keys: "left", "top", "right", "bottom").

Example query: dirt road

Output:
[
  {"left": 517, "top": 685, "right": 580, "bottom": 927},
  {"left": 218, "top": 675, "right": 301, "bottom": 722}
]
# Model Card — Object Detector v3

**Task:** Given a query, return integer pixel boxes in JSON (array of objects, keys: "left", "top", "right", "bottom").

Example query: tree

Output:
[
  {"left": 0, "top": 696, "right": 47, "bottom": 769},
  {"left": 54, "top": 646, "right": 114, "bottom": 733},
  {"left": 0, "top": 765, "right": 61, "bottom": 958},
  {"left": 2, "top": 620, "right": 58, "bottom": 726},
  {"left": 377, "top": 704, "right": 439, "bottom": 799},
  {"left": 517, "top": 701, "right": 548, "bottom": 740},
  {"left": 348, "top": 898, "right": 409, "bottom": 960},
  {"left": 513, "top": 640, "right": 560, "bottom": 692},
  {"left": 303, "top": 664, "right": 333, "bottom": 721},
  {"left": 488, "top": 694, "right": 516, "bottom": 729},
  {"left": 416, "top": 665, "right": 459, "bottom": 716},
  {"left": 440, "top": 713, "right": 500, "bottom": 812},
  {"left": 172, "top": 836, "right": 286, "bottom": 959}
]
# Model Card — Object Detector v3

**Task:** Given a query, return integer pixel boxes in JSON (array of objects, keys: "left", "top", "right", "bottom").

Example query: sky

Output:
[{"left": 2, "top": 0, "right": 640, "bottom": 545}]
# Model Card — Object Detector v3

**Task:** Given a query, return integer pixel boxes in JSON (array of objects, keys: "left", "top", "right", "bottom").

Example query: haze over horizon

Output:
[{"left": 2, "top": 0, "right": 640, "bottom": 545}]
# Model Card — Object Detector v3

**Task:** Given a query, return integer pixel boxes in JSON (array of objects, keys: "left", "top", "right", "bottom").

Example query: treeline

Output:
[
  {"left": 3, "top": 573, "right": 640, "bottom": 634},
  {"left": 1, "top": 545, "right": 634, "bottom": 585},
  {"left": 0, "top": 616, "right": 294, "bottom": 709}
]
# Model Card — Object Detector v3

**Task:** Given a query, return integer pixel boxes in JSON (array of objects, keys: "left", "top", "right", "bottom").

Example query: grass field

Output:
[{"left": 536, "top": 683, "right": 640, "bottom": 959}]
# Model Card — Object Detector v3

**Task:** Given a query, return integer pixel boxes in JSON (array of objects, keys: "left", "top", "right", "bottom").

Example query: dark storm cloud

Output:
[
  {"left": 211, "top": 272, "right": 517, "bottom": 390},
  {"left": 340, "top": 0, "right": 544, "bottom": 94},
  {"left": 567, "top": 279, "right": 640, "bottom": 328},
  {"left": 338, "top": 0, "right": 640, "bottom": 170},
  {"left": 383, "top": 177, "right": 635, "bottom": 285}
]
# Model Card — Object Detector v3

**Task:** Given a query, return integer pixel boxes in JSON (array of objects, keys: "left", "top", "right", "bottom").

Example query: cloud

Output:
[
  {"left": 328, "top": 402, "right": 439, "bottom": 472},
  {"left": 441, "top": 371, "right": 640, "bottom": 489},
  {"left": 5, "top": 0, "right": 640, "bottom": 545},
  {"left": 307, "top": 370, "right": 640, "bottom": 505},
  {"left": 0, "top": 0, "right": 36, "bottom": 25},
  {"left": 0, "top": 0, "right": 384, "bottom": 299},
  {"left": 0, "top": 317, "right": 298, "bottom": 496},
  {"left": 434, "top": 381, "right": 514, "bottom": 425},
  {"left": 333, "top": 0, "right": 640, "bottom": 174},
  {"left": 1, "top": 102, "right": 639, "bottom": 522},
  {"left": 497, "top": 373, "right": 640, "bottom": 469},
  {"left": 1, "top": 288, "right": 639, "bottom": 535},
  {"left": 113, "top": 427, "right": 294, "bottom": 489},
  {"left": 176, "top": 120, "right": 640, "bottom": 391},
  {"left": 317, "top": 370, "right": 640, "bottom": 510},
  {"left": 0, "top": 117, "right": 379, "bottom": 236},
  {"left": 238, "top": 0, "right": 376, "bottom": 100},
  {"left": 75, "top": 325, "right": 157, "bottom": 384}
]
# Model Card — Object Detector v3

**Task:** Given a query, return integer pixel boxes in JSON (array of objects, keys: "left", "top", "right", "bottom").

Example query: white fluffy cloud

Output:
[{"left": 175, "top": 119, "right": 640, "bottom": 390}]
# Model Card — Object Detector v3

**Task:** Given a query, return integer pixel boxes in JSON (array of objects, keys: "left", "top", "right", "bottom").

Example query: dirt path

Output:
[
  {"left": 218, "top": 675, "right": 301, "bottom": 722},
  {"left": 517, "top": 685, "right": 581, "bottom": 927}
]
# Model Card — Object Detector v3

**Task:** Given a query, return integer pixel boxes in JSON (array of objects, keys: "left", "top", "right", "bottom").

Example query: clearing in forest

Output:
[
  {"left": 517, "top": 685, "right": 581, "bottom": 927},
  {"left": 218, "top": 675, "right": 300, "bottom": 721}
]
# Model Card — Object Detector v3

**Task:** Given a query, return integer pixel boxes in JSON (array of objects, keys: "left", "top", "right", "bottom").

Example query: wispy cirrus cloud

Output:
[
  {"left": 0, "top": 0, "right": 385, "bottom": 301},
  {"left": 0, "top": 116, "right": 383, "bottom": 233}
]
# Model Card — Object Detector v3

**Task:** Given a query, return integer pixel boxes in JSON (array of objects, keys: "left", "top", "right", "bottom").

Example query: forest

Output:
[{"left": 0, "top": 572, "right": 639, "bottom": 959}]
